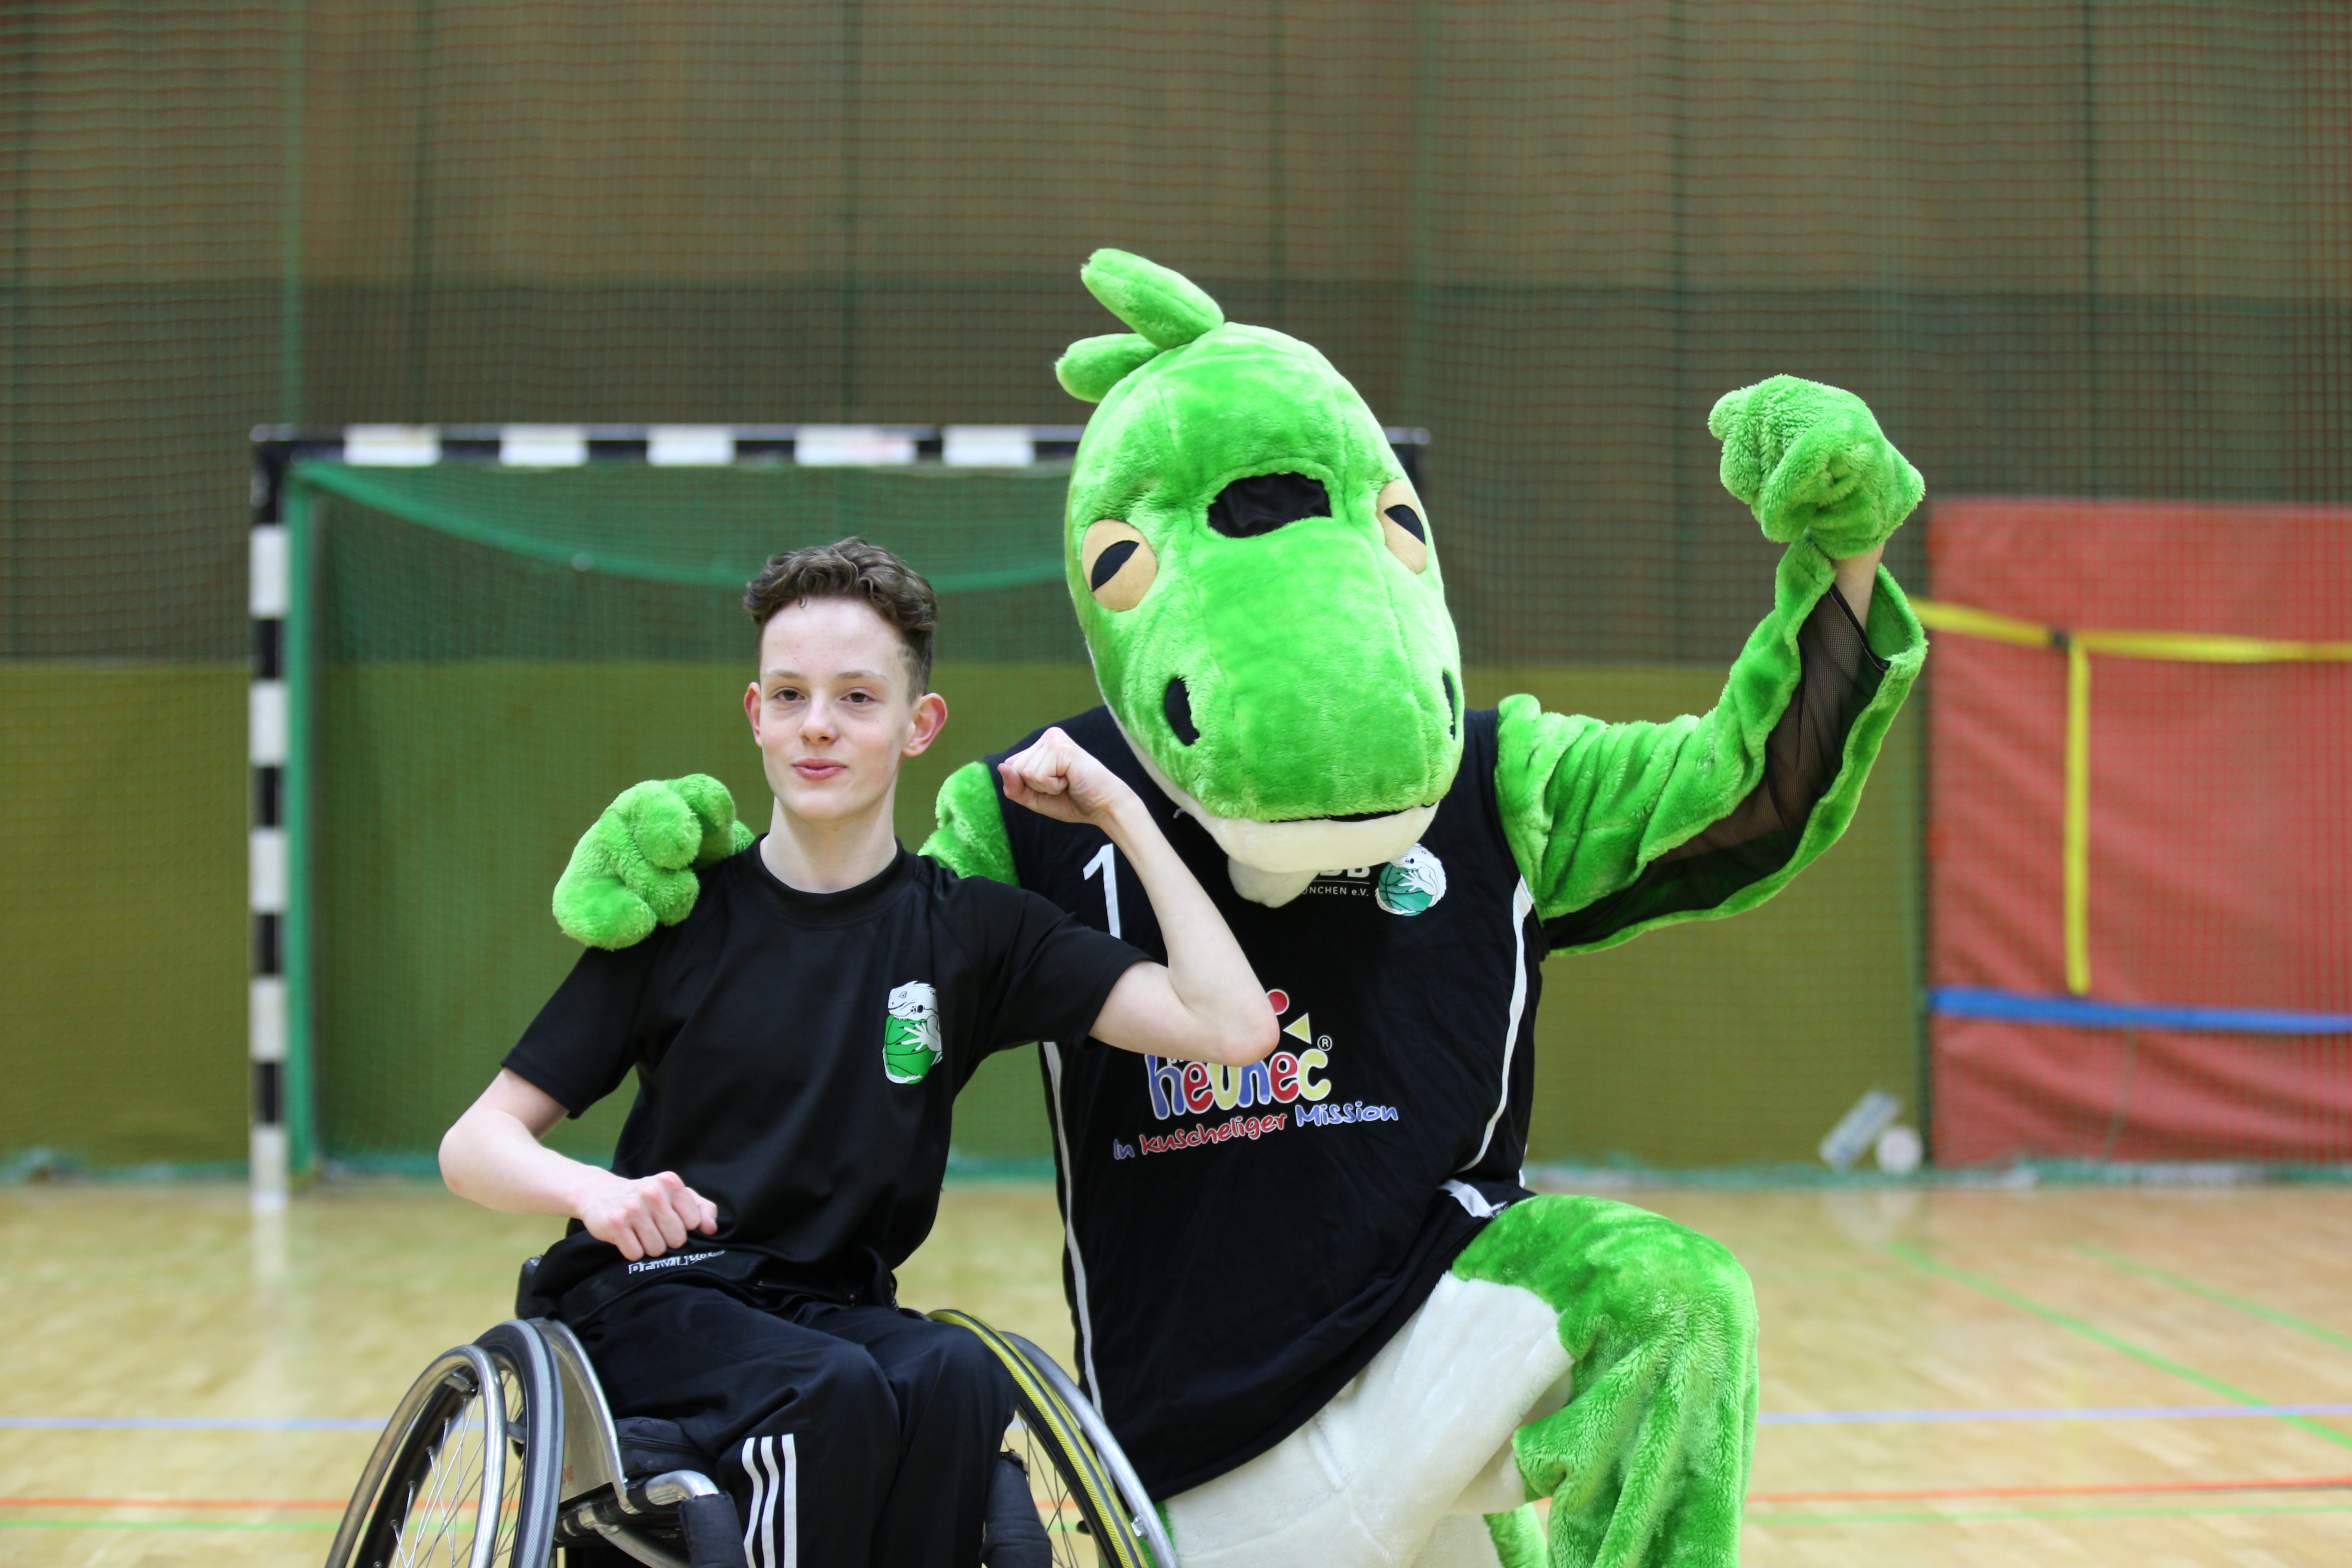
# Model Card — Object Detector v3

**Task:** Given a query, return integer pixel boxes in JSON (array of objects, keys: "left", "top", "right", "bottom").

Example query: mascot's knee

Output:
[
  {"left": 1596, "top": 1211, "right": 1755, "bottom": 1354},
  {"left": 1458, "top": 1195, "right": 1757, "bottom": 1362}
]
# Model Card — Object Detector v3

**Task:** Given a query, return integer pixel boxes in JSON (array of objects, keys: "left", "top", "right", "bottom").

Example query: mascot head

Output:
[{"left": 1056, "top": 249, "right": 1464, "bottom": 904}]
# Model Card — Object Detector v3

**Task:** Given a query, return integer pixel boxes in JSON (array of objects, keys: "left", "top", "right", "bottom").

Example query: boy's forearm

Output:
[
  {"left": 1831, "top": 543, "right": 1883, "bottom": 631},
  {"left": 440, "top": 1105, "right": 609, "bottom": 1219},
  {"left": 1098, "top": 799, "right": 1274, "bottom": 1058}
]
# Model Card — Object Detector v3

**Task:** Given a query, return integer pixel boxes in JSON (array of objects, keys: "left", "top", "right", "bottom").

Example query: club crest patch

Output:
[
  {"left": 882, "top": 981, "right": 943, "bottom": 1084},
  {"left": 1375, "top": 844, "right": 1447, "bottom": 916}
]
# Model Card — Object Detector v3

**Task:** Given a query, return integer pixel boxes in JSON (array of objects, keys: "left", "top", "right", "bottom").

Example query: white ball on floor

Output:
[{"left": 1875, "top": 1123, "right": 1923, "bottom": 1175}]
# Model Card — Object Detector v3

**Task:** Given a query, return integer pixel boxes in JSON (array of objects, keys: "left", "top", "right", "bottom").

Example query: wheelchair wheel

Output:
[
  {"left": 327, "top": 1320, "right": 563, "bottom": 1568},
  {"left": 931, "top": 1309, "right": 1177, "bottom": 1568}
]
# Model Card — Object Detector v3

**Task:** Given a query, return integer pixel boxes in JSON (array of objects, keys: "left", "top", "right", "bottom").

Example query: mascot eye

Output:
[
  {"left": 1081, "top": 520, "right": 1157, "bottom": 611},
  {"left": 1378, "top": 479, "right": 1430, "bottom": 573}
]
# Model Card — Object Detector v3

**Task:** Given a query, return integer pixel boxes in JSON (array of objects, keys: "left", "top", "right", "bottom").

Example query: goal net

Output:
[{"left": 274, "top": 434, "right": 1094, "bottom": 1175}]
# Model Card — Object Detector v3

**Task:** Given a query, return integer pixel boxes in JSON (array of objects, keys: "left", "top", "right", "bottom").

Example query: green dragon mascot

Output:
[{"left": 555, "top": 250, "right": 1924, "bottom": 1567}]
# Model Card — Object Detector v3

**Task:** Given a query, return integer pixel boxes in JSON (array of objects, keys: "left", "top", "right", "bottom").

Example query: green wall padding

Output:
[{"left": 0, "top": 667, "right": 249, "bottom": 1171}]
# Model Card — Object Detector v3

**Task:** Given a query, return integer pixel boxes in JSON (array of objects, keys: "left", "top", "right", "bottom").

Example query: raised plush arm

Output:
[
  {"left": 1495, "top": 377, "right": 1927, "bottom": 953},
  {"left": 551, "top": 775, "right": 753, "bottom": 948}
]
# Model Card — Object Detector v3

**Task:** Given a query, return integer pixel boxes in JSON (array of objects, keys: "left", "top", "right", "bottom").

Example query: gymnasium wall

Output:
[{"left": 3, "top": 2, "right": 2343, "bottom": 1171}]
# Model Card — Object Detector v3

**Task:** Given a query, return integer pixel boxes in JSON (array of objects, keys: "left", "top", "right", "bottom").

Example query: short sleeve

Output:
[
  {"left": 502, "top": 938, "right": 662, "bottom": 1117},
  {"left": 971, "top": 881, "right": 1147, "bottom": 1060}
]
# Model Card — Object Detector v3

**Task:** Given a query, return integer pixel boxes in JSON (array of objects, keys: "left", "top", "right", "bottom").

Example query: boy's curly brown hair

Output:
[{"left": 744, "top": 536, "right": 935, "bottom": 690}]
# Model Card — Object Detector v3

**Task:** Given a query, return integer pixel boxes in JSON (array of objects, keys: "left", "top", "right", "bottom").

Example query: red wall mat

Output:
[
  {"left": 1933, "top": 1018, "right": 2352, "bottom": 1165},
  {"left": 1926, "top": 499, "right": 2352, "bottom": 1163}
]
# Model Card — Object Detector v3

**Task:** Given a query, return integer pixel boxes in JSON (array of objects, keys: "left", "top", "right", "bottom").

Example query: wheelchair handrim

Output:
[
  {"left": 930, "top": 1308, "right": 1168, "bottom": 1568},
  {"left": 326, "top": 1343, "right": 513, "bottom": 1568}
]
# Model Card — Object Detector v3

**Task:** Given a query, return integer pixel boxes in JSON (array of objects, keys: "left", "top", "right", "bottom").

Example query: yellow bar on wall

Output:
[
  {"left": 1911, "top": 597, "right": 2351, "bottom": 1004},
  {"left": 2077, "top": 628, "right": 2352, "bottom": 663},
  {"left": 1911, "top": 598, "right": 2055, "bottom": 649},
  {"left": 2063, "top": 640, "right": 2093, "bottom": 996},
  {"left": 1914, "top": 597, "right": 2352, "bottom": 665}
]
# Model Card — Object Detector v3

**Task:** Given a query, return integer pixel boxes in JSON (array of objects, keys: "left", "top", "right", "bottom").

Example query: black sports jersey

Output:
[
  {"left": 506, "top": 844, "right": 1142, "bottom": 1305},
  {"left": 989, "top": 706, "right": 1542, "bottom": 1496},
  {"left": 989, "top": 591, "right": 1886, "bottom": 1496}
]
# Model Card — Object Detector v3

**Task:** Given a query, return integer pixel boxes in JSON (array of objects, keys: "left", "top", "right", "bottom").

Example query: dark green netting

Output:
[
  {"left": 305, "top": 463, "right": 1069, "bottom": 601},
  {"left": 303, "top": 466, "right": 1097, "bottom": 1170},
  {"left": 300, "top": 466, "right": 1921, "bottom": 1174},
  {"left": 12, "top": 1, "right": 2341, "bottom": 1174}
]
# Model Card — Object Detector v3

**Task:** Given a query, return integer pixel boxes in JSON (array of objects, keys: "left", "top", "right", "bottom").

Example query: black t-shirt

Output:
[
  {"left": 505, "top": 843, "right": 1143, "bottom": 1304},
  {"left": 989, "top": 706, "right": 1541, "bottom": 1497},
  {"left": 988, "top": 593, "right": 1884, "bottom": 1495}
]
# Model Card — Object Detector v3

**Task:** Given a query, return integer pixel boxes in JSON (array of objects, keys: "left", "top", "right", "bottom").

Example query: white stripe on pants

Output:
[{"left": 740, "top": 1433, "right": 799, "bottom": 1568}]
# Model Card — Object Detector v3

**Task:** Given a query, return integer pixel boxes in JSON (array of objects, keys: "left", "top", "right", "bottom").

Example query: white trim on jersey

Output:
[
  {"left": 1041, "top": 1041, "right": 1107, "bottom": 1406},
  {"left": 1442, "top": 1178, "right": 1507, "bottom": 1219},
  {"left": 1461, "top": 878, "right": 1536, "bottom": 1177},
  {"left": 741, "top": 1432, "right": 798, "bottom": 1568}
]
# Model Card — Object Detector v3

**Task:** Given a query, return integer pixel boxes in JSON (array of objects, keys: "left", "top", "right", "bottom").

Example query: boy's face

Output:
[{"left": 744, "top": 597, "right": 946, "bottom": 829}]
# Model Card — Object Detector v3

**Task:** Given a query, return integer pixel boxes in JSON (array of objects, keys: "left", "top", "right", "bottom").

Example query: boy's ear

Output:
[{"left": 903, "top": 691, "right": 949, "bottom": 757}]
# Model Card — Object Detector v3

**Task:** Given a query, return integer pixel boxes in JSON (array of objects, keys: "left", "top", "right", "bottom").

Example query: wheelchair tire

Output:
[
  {"left": 930, "top": 1309, "right": 1178, "bottom": 1568},
  {"left": 326, "top": 1320, "right": 563, "bottom": 1568}
]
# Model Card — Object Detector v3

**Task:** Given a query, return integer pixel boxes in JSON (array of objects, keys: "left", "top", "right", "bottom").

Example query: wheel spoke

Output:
[{"left": 390, "top": 1388, "right": 490, "bottom": 1568}]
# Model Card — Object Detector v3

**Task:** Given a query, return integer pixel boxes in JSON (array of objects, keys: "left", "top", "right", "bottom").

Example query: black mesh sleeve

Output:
[
  {"left": 1542, "top": 585, "right": 1887, "bottom": 947},
  {"left": 1653, "top": 584, "right": 1888, "bottom": 865}
]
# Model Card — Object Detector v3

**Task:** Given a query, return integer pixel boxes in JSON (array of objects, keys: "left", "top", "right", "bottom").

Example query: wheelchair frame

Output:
[{"left": 324, "top": 1311, "right": 1179, "bottom": 1568}]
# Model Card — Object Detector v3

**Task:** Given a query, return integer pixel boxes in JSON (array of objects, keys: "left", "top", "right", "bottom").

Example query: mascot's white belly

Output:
[{"left": 1163, "top": 1270, "right": 1572, "bottom": 1568}]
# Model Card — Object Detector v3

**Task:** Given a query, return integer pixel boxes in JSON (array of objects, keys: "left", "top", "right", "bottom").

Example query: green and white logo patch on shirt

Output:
[
  {"left": 1375, "top": 845, "right": 1447, "bottom": 916},
  {"left": 882, "top": 980, "right": 943, "bottom": 1084}
]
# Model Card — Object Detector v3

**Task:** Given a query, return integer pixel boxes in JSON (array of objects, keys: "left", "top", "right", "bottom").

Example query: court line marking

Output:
[
  {"left": 0, "top": 1519, "right": 334, "bottom": 1532},
  {"left": 1751, "top": 1473, "right": 2352, "bottom": 1503},
  {"left": 15, "top": 1405, "right": 2352, "bottom": 1436},
  {"left": 1758, "top": 1403, "right": 2352, "bottom": 1424},
  {"left": 0, "top": 1416, "right": 380, "bottom": 1431},
  {"left": 13, "top": 1504, "right": 2352, "bottom": 1534},
  {"left": 0, "top": 1497, "right": 345, "bottom": 1510},
  {"left": 1750, "top": 1500, "right": 2352, "bottom": 1525},
  {"left": 2074, "top": 1243, "right": 2352, "bottom": 1354},
  {"left": 1885, "top": 1240, "right": 2352, "bottom": 1453},
  {"left": 24, "top": 1472, "right": 2350, "bottom": 1517}
]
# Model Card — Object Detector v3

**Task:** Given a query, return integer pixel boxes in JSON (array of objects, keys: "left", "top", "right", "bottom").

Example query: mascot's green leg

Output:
[{"left": 1452, "top": 1197, "right": 1758, "bottom": 1568}]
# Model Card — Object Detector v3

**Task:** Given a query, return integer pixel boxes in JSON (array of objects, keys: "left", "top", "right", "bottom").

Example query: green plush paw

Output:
[
  {"left": 665, "top": 772, "right": 750, "bottom": 867},
  {"left": 550, "top": 776, "right": 746, "bottom": 948},
  {"left": 1708, "top": 375, "right": 1923, "bottom": 560}
]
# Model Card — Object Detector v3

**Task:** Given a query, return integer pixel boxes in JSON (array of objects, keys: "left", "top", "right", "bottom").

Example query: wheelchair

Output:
[{"left": 323, "top": 1293, "right": 1178, "bottom": 1568}]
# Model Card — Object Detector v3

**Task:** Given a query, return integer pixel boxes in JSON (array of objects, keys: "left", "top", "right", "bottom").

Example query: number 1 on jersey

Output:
[{"left": 1082, "top": 843, "right": 1121, "bottom": 939}]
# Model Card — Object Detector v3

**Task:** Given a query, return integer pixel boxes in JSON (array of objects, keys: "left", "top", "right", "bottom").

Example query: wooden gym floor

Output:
[{"left": 3, "top": 1179, "right": 2348, "bottom": 1566}]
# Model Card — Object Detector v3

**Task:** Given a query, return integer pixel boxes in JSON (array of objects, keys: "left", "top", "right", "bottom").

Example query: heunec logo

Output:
[{"left": 1142, "top": 987, "right": 1329, "bottom": 1119}]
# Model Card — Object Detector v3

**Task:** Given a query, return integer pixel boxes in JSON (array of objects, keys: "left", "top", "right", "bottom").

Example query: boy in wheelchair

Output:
[{"left": 440, "top": 539, "right": 1277, "bottom": 1568}]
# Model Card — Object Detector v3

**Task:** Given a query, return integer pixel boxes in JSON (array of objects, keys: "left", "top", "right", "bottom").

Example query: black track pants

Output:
[{"left": 572, "top": 1281, "right": 1013, "bottom": 1568}]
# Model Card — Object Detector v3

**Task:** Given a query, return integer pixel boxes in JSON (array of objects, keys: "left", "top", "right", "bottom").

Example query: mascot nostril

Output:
[
  {"left": 1207, "top": 472, "right": 1331, "bottom": 538},
  {"left": 1164, "top": 676, "right": 1200, "bottom": 746}
]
